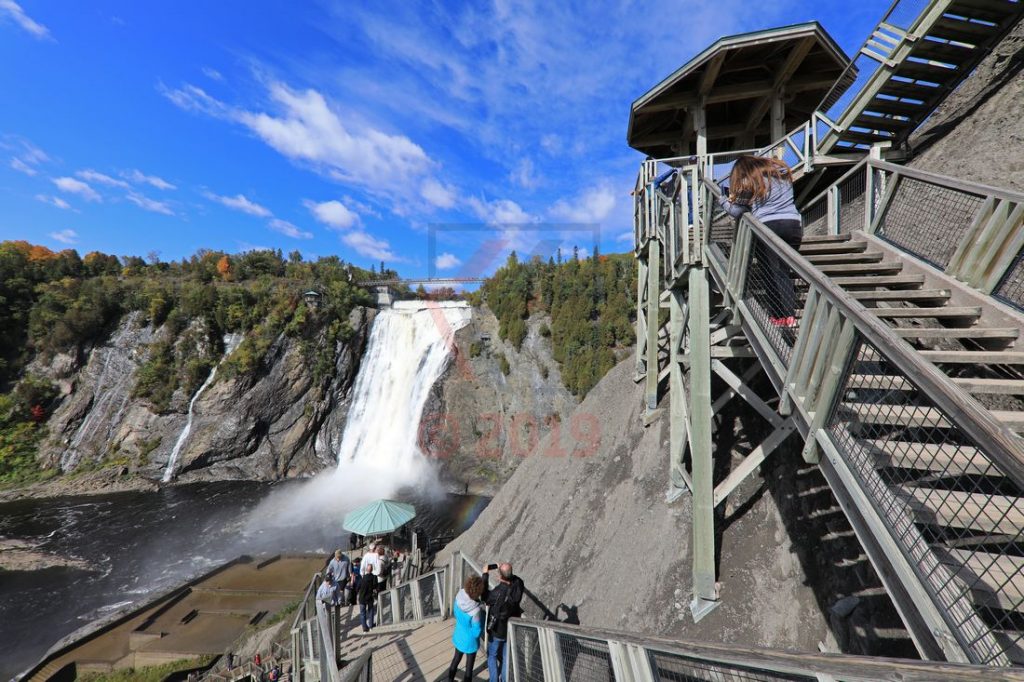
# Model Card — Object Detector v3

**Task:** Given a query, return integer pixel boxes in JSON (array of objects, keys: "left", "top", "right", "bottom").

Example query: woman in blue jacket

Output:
[{"left": 447, "top": 575, "right": 485, "bottom": 681}]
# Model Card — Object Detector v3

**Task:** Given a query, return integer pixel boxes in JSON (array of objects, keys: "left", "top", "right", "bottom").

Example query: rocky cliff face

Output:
[
  {"left": 423, "top": 306, "right": 577, "bottom": 494},
  {"left": 32, "top": 306, "right": 375, "bottom": 483},
  {"left": 909, "top": 21, "right": 1024, "bottom": 189}
]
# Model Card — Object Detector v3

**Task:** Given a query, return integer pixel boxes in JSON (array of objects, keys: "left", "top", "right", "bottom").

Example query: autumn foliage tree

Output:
[{"left": 216, "top": 255, "right": 232, "bottom": 281}]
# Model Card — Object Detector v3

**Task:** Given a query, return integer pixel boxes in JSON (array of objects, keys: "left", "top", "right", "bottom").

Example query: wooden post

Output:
[
  {"left": 688, "top": 266, "right": 719, "bottom": 621},
  {"left": 669, "top": 287, "right": 690, "bottom": 497},
  {"left": 770, "top": 89, "right": 786, "bottom": 144},
  {"left": 646, "top": 239, "right": 661, "bottom": 411}
]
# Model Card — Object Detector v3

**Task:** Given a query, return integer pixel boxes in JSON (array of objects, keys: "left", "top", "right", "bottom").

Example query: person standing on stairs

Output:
[
  {"left": 482, "top": 562, "right": 525, "bottom": 682},
  {"left": 447, "top": 575, "right": 485, "bottom": 682},
  {"left": 357, "top": 564, "right": 378, "bottom": 632},
  {"left": 719, "top": 155, "right": 803, "bottom": 327}
]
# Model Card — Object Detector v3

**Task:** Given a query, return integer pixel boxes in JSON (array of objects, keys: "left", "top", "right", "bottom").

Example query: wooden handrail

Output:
[{"left": 701, "top": 175, "right": 1024, "bottom": 487}]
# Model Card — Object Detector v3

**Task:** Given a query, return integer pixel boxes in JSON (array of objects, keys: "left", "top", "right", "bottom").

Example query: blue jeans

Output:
[
  {"left": 359, "top": 603, "right": 376, "bottom": 630},
  {"left": 487, "top": 637, "right": 506, "bottom": 682}
]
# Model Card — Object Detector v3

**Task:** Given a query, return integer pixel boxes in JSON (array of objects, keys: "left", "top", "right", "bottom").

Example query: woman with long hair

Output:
[
  {"left": 448, "top": 575, "right": 485, "bottom": 681},
  {"left": 720, "top": 156, "right": 803, "bottom": 326}
]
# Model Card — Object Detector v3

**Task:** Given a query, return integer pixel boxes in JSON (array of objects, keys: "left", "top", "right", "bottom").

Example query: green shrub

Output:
[{"left": 496, "top": 352, "right": 511, "bottom": 376}]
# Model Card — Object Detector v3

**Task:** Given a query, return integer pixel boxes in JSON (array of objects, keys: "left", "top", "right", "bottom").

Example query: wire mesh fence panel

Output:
[
  {"left": 838, "top": 169, "right": 867, "bottom": 234},
  {"left": 994, "top": 247, "right": 1024, "bottom": 312},
  {"left": 648, "top": 649, "right": 815, "bottom": 681},
  {"left": 398, "top": 584, "right": 415, "bottom": 621},
  {"left": 379, "top": 594, "right": 393, "bottom": 625},
  {"left": 874, "top": 176, "right": 983, "bottom": 269},
  {"left": 512, "top": 625, "right": 545, "bottom": 682},
  {"left": 825, "top": 336, "right": 1024, "bottom": 665},
  {"left": 740, "top": 230, "right": 806, "bottom": 364},
  {"left": 801, "top": 197, "right": 828, "bottom": 237},
  {"left": 555, "top": 632, "right": 615, "bottom": 682},
  {"left": 418, "top": 573, "right": 441, "bottom": 618}
]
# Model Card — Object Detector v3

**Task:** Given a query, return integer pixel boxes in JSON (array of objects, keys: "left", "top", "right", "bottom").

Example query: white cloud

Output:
[
  {"left": 10, "top": 157, "right": 36, "bottom": 175},
  {"left": 509, "top": 158, "right": 540, "bottom": 189},
  {"left": 4, "top": 137, "right": 48, "bottom": 175},
  {"left": 468, "top": 197, "right": 533, "bottom": 225},
  {"left": 125, "top": 169, "right": 176, "bottom": 190},
  {"left": 48, "top": 229, "right": 77, "bottom": 244},
  {"left": 53, "top": 176, "right": 101, "bottom": 202},
  {"left": 202, "top": 67, "right": 223, "bottom": 81},
  {"left": 435, "top": 252, "right": 461, "bottom": 270},
  {"left": 126, "top": 192, "right": 175, "bottom": 215},
  {"left": 269, "top": 218, "right": 312, "bottom": 239},
  {"left": 616, "top": 231, "right": 634, "bottom": 242},
  {"left": 0, "top": 0, "right": 50, "bottom": 39},
  {"left": 305, "top": 199, "right": 358, "bottom": 229},
  {"left": 539, "top": 134, "right": 562, "bottom": 155},
  {"left": 549, "top": 183, "right": 616, "bottom": 224},
  {"left": 420, "top": 178, "right": 457, "bottom": 209},
  {"left": 35, "top": 194, "right": 71, "bottom": 210},
  {"left": 342, "top": 230, "right": 397, "bottom": 261},
  {"left": 163, "top": 80, "right": 439, "bottom": 199},
  {"left": 76, "top": 169, "right": 130, "bottom": 189},
  {"left": 203, "top": 191, "right": 271, "bottom": 217}
]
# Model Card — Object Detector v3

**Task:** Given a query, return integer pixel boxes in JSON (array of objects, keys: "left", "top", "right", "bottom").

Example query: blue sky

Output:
[{"left": 0, "top": 0, "right": 883, "bottom": 277}]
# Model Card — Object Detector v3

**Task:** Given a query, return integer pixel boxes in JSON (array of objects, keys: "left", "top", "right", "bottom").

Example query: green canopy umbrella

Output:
[{"left": 343, "top": 499, "right": 417, "bottom": 536}]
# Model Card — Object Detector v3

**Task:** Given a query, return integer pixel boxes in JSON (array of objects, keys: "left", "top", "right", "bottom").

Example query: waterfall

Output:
[
  {"left": 162, "top": 333, "right": 243, "bottom": 482},
  {"left": 334, "top": 301, "right": 471, "bottom": 493}
]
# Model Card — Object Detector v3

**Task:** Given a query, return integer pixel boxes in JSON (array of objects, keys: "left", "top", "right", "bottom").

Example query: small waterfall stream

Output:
[
  {"left": 161, "top": 333, "right": 243, "bottom": 482},
  {"left": 334, "top": 301, "right": 471, "bottom": 491}
]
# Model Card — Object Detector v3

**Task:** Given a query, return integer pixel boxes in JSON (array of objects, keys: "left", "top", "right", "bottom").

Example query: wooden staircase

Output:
[
  {"left": 793, "top": 232, "right": 1024, "bottom": 662},
  {"left": 819, "top": 0, "right": 1024, "bottom": 154}
]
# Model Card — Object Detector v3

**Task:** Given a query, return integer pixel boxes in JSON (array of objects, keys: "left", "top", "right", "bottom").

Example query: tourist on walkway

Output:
[
  {"left": 719, "top": 155, "right": 803, "bottom": 327},
  {"left": 317, "top": 575, "right": 335, "bottom": 606},
  {"left": 447, "top": 575, "right": 485, "bottom": 682},
  {"left": 327, "top": 550, "right": 350, "bottom": 605},
  {"left": 357, "top": 565, "right": 379, "bottom": 632},
  {"left": 360, "top": 542, "right": 382, "bottom": 577},
  {"left": 482, "top": 563, "right": 525, "bottom": 682}
]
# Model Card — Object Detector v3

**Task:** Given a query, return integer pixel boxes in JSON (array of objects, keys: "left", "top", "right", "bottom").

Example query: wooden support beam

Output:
[
  {"left": 713, "top": 418, "right": 796, "bottom": 507},
  {"left": 699, "top": 52, "right": 727, "bottom": 95},
  {"left": 668, "top": 288, "right": 689, "bottom": 498},
  {"left": 637, "top": 73, "right": 839, "bottom": 114},
  {"left": 746, "top": 37, "right": 814, "bottom": 136},
  {"left": 687, "top": 267, "right": 719, "bottom": 621},
  {"left": 645, "top": 239, "right": 661, "bottom": 410}
]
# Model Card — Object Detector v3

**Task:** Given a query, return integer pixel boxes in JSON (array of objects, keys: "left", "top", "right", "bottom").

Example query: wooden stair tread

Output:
[
  {"left": 911, "top": 40, "right": 977, "bottom": 65},
  {"left": 804, "top": 252, "right": 885, "bottom": 265},
  {"left": 945, "top": 549, "right": 1024, "bottom": 613},
  {"left": 901, "top": 487, "right": 1024, "bottom": 534},
  {"left": 798, "top": 241, "right": 868, "bottom": 255},
  {"left": 869, "top": 306, "right": 982, "bottom": 319},
  {"left": 893, "top": 60, "right": 958, "bottom": 83},
  {"left": 842, "top": 402, "right": 1024, "bottom": 429},
  {"left": 867, "top": 440, "right": 994, "bottom": 476},
  {"left": 891, "top": 326, "right": 1019, "bottom": 340},
  {"left": 922, "top": 350, "right": 1024, "bottom": 364},
  {"left": 849, "top": 374, "right": 1024, "bottom": 395},
  {"left": 817, "top": 262, "right": 904, "bottom": 275},
  {"left": 843, "top": 289, "right": 951, "bottom": 303},
  {"left": 830, "top": 274, "right": 924, "bottom": 287},
  {"left": 799, "top": 234, "right": 852, "bottom": 244}
]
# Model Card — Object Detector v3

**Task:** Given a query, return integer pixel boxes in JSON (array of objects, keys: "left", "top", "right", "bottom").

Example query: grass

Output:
[{"left": 78, "top": 656, "right": 212, "bottom": 682}]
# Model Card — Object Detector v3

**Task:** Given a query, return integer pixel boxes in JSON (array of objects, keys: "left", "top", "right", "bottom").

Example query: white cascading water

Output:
[
  {"left": 242, "top": 301, "right": 470, "bottom": 533},
  {"left": 162, "top": 333, "right": 243, "bottom": 482},
  {"left": 334, "top": 301, "right": 471, "bottom": 489}
]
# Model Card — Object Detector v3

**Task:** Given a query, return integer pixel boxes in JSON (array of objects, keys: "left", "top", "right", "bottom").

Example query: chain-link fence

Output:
[
  {"left": 825, "top": 335, "right": 1024, "bottom": 665},
  {"left": 417, "top": 571, "right": 443, "bottom": 618},
  {"left": 995, "top": 249, "right": 1024, "bottom": 312},
  {"left": 874, "top": 176, "right": 984, "bottom": 269},
  {"left": 739, "top": 229, "right": 805, "bottom": 364}
]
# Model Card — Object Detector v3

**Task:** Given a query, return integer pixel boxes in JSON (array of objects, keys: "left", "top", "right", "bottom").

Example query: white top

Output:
[{"left": 360, "top": 551, "right": 381, "bottom": 576}]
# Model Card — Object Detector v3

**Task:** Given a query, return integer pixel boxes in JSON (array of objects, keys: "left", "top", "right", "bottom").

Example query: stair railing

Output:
[
  {"left": 702, "top": 171, "right": 1024, "bottom": 665},
  {"left": 506, "top": 619, "right": 1022, "bottom": 682}
]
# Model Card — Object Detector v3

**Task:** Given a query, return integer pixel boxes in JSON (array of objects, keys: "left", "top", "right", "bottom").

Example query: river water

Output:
[{"left": 0, "top": 481, "right": 488, "bottom": 680}]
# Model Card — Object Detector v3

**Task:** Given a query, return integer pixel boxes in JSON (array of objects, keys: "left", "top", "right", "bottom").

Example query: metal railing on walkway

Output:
[{"left": 506, "top": 620, "right": 1024, "bottom": 681}]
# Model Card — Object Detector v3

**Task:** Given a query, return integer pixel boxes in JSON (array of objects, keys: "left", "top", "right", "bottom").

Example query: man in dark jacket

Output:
[
  {"left": 481, "top": 562, "right": 524, "bottom": 682},
  {"left": 357, "top": 565, "right": 378, "bottom": 632}
]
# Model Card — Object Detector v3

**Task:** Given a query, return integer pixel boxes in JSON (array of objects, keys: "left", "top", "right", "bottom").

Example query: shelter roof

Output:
[{"left": 627, "top": 22, "right": 851, "bottom": 157}]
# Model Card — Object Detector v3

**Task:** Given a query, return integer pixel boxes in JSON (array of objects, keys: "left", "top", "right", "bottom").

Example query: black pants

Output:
[
  {"left": 758, "top": 219, "right": 802, "bottom": 319},
  {"left": 447, "top": 650, "right": 476, "bottom": 682}
]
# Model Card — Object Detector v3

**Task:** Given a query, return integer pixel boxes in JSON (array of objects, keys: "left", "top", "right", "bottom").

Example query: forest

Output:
[
  {"left": 475, "top": 248, "right": 637, "bottom": 397},
  {"left": 0, "top": 241, "right": 374, "bottom": 482}
]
